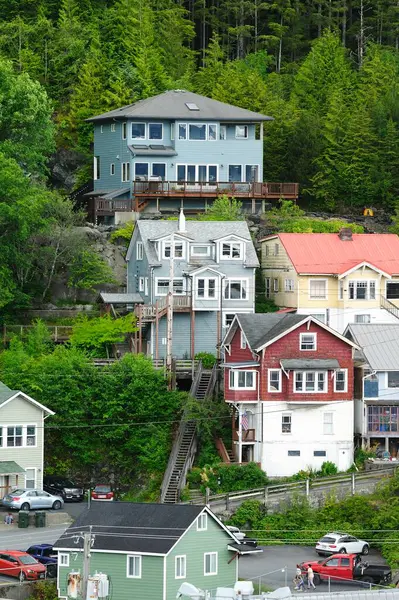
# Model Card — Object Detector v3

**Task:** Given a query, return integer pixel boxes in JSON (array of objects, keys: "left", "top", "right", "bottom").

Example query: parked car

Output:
[
  {"left": 300, "top": 554, "right": 391, "bottom": 585},
  {"left": 227, "top": 526, "right": 258, "bottom": 548},
  {"left": 26, "top": 545, "right": 57, "bottom": 578},
  {"left": 0, "top": 551, "right": 47, "bottom": 581},
  {"left": 316, "top": 532, "right": 370, "bottom": 556},
  {"left": 91, "top": 484, "right": 114, "bottom": 501},
  {"left": 2, "top": 489, "right": 64, "bottom": 511},
  {"left": 43, "top": 476, "right": 84, "bottom": 502}
]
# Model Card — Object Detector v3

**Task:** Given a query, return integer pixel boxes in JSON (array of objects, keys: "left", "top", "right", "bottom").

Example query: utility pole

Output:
[
  {"left": 82, "top": 528, "right": 93, "bottom": 600},
  {"left": 166, "top": 247, "right": 174, "bottom": 385}
]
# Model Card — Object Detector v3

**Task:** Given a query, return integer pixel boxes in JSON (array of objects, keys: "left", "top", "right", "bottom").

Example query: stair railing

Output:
[
  {"left": 203, "top": 362, "right": 218, "bottom": 399},
  {"left": 381, "top": 295, "right": 399, "bottom": 320}
]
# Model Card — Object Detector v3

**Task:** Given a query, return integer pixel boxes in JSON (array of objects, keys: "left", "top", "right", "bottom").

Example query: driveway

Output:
[{"left": 238, "top": 545, "right": 388, "bottom": 593}]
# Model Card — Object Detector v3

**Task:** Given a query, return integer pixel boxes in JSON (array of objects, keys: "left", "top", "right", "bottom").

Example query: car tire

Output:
[
  {"left": 313, "top": 574, "right": 321, "bottom": 586},
  {"left": 47, "top": 564, "right": 57, "bottom": 578},
  {"left": 316, "top": 552, "right": 323, "bottom": 556},
  {"left": 339, "top": 548, "right": 346, "bottom": 554},
  {"left": 362, "top": 545, "right": 370, "bottom": 555},
  {"left": 19, "top": 572, "right": 26, "bottom": 582},
  {"left": 52, "top": 500, "right": 62, "bottom": 510},
  {"left": 20, "top": 503, "right": 30, "bottom": 511}
]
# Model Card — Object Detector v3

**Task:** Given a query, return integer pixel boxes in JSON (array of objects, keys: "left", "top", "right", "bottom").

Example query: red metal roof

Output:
[{"left": 276, "top": 233, "right": 399, "bottom": 275}]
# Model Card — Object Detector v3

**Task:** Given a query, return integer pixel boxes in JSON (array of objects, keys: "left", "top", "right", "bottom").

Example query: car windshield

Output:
[
  {"left": 10, "top": 489, "right": 26, "bottom": 496},
  {"left": 95, "top": 485, "right": 111, "bottom": 493},
  {"left": 319, "top": 536, "right": 336, "bottom": 543},
  {"left": 19, "top": 556, "right": 38, "bottom": 565},
  {"left": 42, "top": 548, "right": 53, "bottom": 557}
]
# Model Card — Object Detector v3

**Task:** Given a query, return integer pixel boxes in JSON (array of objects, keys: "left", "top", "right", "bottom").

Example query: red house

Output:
[{"left": 222, "top": 313, "right": 358, "bottom": 476}]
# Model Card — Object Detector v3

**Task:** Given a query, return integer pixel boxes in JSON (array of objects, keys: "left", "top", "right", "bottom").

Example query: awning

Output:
[
  {"left": 227, "top": 543, "right": 263, "bottom": 555},
  {"left": 84, "top": 188, "right": 130, "bottom": 198},
  {"left": 221, "top": 362, "right": 259, "bottom": 368},
  {"left": 99, "top": 293, "right": 143, "bottom": 304},
  {"left": 0, "top": 461, "right": 25, "bottom": 475},
  {"left": 281, "top": 359, "right": 340, "bottom": 370}
]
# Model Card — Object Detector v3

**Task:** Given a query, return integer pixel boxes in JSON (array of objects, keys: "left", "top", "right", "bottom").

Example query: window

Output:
[
  {"left": 339, "top": 280, "right": 344, "bottom": 300},
  {"left": 197, "top": 513, "right": 207, "bottom": 531},
  {"left": 309, "top": 279, "right": 327, "bottom": 299},
  {"left": 334, "top": 369, "right": 347, "bottom": 392},
  {"left": 325, "top": 558, "right": 339, "bottom": 567},
  {"left": 295, "top": 371, "right": 327, "bottom": 393},
  {"left": 368, "top": 405, "right": 398, "bottom": 433},
  {"left": 386, "top": 282, "right": 399, "bottom": 299},
  {"left": 323, "top": 412, "right": 334, "bottom": 434},
  {"left": 189, "top": 124, "right": 206, "bottom": 140},
  {"left": 149, "top": 123, "right": 163, "bottom": 140},
  {"left": 285, "top": 279, "right": 294, "bottom": 292},
  {"left": 59, "top": 554, "right": 69, "bottom": 567},
  {"left": 240, "top": 331, "right": 247, "bottom": 349},
  {"left": 127, "top": 555, "right": 141, "bottom": 578},
  {"left": 228, "top": 165, "right": 242, "bottom": 182},
  {"left": 245, "top": 165, "right": 259, "bottom": 182},
  {"left": 288, "top": 450, "right": 300, "bottom": 457},
  {"left": 349, "top": 280, "right": 375, "bottom": 300},
  {"left": 282, "top": 414, "right": 291, "bottom": 433},
  {"left": 222, "top": 242, "right": 242, "bottom": 260},
  {"left": 135, "top": 162, "right": 149, "bottom": 178},
  {"left": 110, "top": 163, "right": 115, "bottom": 176},
  {"left": 151, "top": 163, "right": 166, "bottom": 180},
  {"left": 388, "top": 372, "right": 399, "bottom": 388},
  {"left": 269, "top": 369, "right": 282, "bottom": 393},
  {"left": 94, "top": 156, "right": 100, "bottom": 180},
  {"left": 191, "top": 245, "right": 210, "bottom": 257},
  {"left": 235, "top": 125, "right": 248, "bottom": 139},
  {"left": 196, "top": 278, "right": 216, "bottom": 299},
  {"left": 136, "top": 242, "right": 143, "bottom": 261},
  {"left": 355, "top": 314, "right": 371, "bottom": 324},
  {"left": 220, "top": 125, "right": 227, "bottom": 140},
  {"left": 7, "top": 426, "right": 22, "bottom": 447},
  {"left": 204, "top": 552, "right": 218, "bottom": 576},
  {"left": 121, "top": 162, "right": 130, "bottom": 182},
  {"left": 144, "top": 278, "right": 149, "bottom": 296},
  {"left": 229, "top": 370, "right": 255, "bottom": 390},
  {"left": 311, "top": 313, "right": 326, "bottom": 323},
  {"left": 163, "top": 240, "right": 184, "bottom": 259},
  {"left": 139, "top": 277, "right": 144, "bottom": 292},
  {"left": 170, "top": 123, "right": 174, "bottom": 140},
  {"left": 341, "top": 558, "right": 350, "bottom": 567},
  {"left": 264, "top": 245, "right": 269, "bottom": 257},
  {"left": 131, "top": 123, "right": 145, "bottom": 139},
  {"left": 274, "top": 244, "right": 279, "bottom": 256},
  {"left": 314, "top": 450, "right": 326, "bottom": 457},
  {"left": 175, "top": 556, "right": 186, "bottom": 579},
  {"left": 300, "top": 333, "right": 316, "bottom": 351},
  {"left": 265, "top": 278, "right": 271, "bottom": 299},
  {"left": 208, "top": 124, "right": 217, "bottom": 140},
  {"left": 156, "top": 278, "right": 184, "bottom": 296},
  {"left": 26, "top": 426, "right": 36, "bottom": 446},
  {"left": 0, "top": 428, "right": 2, "bottom": 447},
  {"left": 178, "top": 123, "right": 187, "bottom": 140},
  {"left": 273, "top": 278, "right": 279, "bottom": 293},
  {"left": 122, "top": 122, "right": 127, "bottom": 140},
  {"left": 223, "top": 314, "right": 235, "bottom": 329},
  {"left": 25, "top": 468, "right": 36, "bottom": 488},
  {"left": 110, "top": 123, "right": 116, "bottom": 132},
  {"left": 224, "top": 279, "right": 247, "bottom": 300}
]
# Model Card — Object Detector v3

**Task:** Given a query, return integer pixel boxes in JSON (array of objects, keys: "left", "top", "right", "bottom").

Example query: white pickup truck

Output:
[{"left": 227, "top": 526, "right": 258, "bottom": 547}]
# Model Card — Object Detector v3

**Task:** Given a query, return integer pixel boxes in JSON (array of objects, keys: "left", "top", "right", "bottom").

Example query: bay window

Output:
[{"left": 295, "top": 371, "right": 327, "bottom": 393}]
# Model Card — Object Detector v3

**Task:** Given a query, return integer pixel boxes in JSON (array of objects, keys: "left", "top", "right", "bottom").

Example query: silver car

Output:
[{"left": 2, "top": 489, "right": 64, "bottom": 511}]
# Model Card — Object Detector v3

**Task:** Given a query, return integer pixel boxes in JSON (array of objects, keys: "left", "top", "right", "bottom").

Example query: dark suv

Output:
[{"left": 43, "top": 476, "right": 84, "bottom": 502}]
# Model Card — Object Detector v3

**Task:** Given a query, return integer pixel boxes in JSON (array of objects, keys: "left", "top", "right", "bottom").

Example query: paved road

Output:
[{"left": 238, "top": 545, "right": 388, "bottom": 594}]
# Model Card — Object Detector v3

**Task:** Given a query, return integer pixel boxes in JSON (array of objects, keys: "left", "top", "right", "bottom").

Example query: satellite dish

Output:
[{"left": 176, "top": 582, "right": 205, "bottom": 599}]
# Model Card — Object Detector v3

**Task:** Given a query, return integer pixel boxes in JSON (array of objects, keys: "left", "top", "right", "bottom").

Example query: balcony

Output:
[
  {"left": 95, "top": 197, "right": 133, "bottom": 216},
  {"left": 233, "top": 429, "right": 256, "bottom": 442}
]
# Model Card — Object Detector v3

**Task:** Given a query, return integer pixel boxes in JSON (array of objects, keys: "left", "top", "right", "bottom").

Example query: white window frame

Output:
[
  {"left": 136, "top": 242, "right": 143, "bottom": 261},
  {"left": 273, "top": 278, "right": 279, "bottom": 293},
  {"left": 221, "top": 241, "right": 243, "bottom": 260},
  {"left": 155, "top": 278, "right": 185, "bottom": 296},
  {"left": 354, "top": 314, "right": 371, "bottom": 324},
  {"left": 348, "top": 280, "right": 376, "bottom": 300},
  {"left": 282, "top": 413, "right": 292, "bottom": 434},
  {"left": 162, "top": 240, "right": 185, "bottom": 260},
  {"left": 323, "top": 412, "right": 334, "bottom": 435},
  {"left": 122, "top": 122, "right": 127, "bottom": 140},
  {"left": 228, "top": 164, "right": 243, "bottom": 183},
  {"left": 294, "top": 371, "right": 327, "bottom": 393},
  {"left": 188, "top": 123, "right": 207, "bottom": 141},
  {"left": 151, "top": 162, "right": 167, "bottom": 180},
  {"left": 121, "top": 162, "right": 130, "bottom": 182},
  {"left": 59, "top": 553, "right": 69, "bottom": 567},
  {"left": 26, "top": 425, "right": 36, "bottom": 447},
  {"left": 134, "top": 162, "right": 149, "bottom": 179},
  {"left": 25, "top": 467, "right": 36, "bottom": 489},
  {"left": 285, "top": 279, "right": 294, "bottom": 292},
  {"left": 204, "top": 552, "right": 218, "bottom": 576},
  {"left": 126, "top": 555, "right": 142, "bottom": 579},
  {"left": 191, "top": 245, "right": 211, "bottom": 257},
  {"left": 148, "top": 123, "right": 163, "bottom": 141},
  {"left": 110, "top": 123, "right": 116, "bottom": 132},
  {"left": 223, "top": 313, "right": 236, "bottom": 329},
  {"left": 6, "top": 425, "right": 23, "bottom": 447},
  {"left": 178, "top": 123, "right": 187, "bottom": 140},
  {"left": 224, "top": 279, "right": 248, "bottom": 301},
  {"left": 131, "top": 122, "right": 146, "bottom": 140},
  {"left": 300, "top": 332, "right": 317, "bottom": 351},
  {"left": 110, "top": 163, "right": 115, "bottom": 176},
  {"left": 235, "top": 125, "right": 248, "bottom": 139},
  {"left": 196, "top": 277, "right": 216, "bottom": 300},
  {"left": 310, "top": 313, "right": 326, "bottom": 323},
  {"left": 309, "top": 279, "right": 328, "bottom": 300},
  {"left": 268, "top": 369, "right": 282, "bottom": 393},
  {"left": 245, "top": 164, "right": 260, "bottom": 183},
  {"left": 334, "top": 369, "right": 348, "bottom": 392},
  {"left": 2, "top": 425, "right": 37, "bottom": 448},
  {"left": 197, "top": 513, "right": 207, "bottom": 531},
  {"left": 144, "top": 278, "right": 149, "bottom": 296},
  {"left": 229, "top": 370, "right": 256, "bottom": 390},
  {"left": 139, "top": 277, "right": 144, "bottom": 292},
  {"left": 94, "top": 156, "right": 100, "bottom": 180},
  {"left": 175, "top": 555, "right": 186, "bottom": 579},
  {"left": 240, "top": 331, "right": 247, "bottom": 349}
]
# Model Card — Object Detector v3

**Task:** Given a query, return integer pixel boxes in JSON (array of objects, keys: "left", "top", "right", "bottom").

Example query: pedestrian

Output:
[
  {"left": 4, "top": 513, "right": 13, "bottom": 525},
  {"left": 293, "top": 571, "right": 305, "bottom": 592},
  {"left": 307, "top": 565, "right": 316, "bottom": 590}
]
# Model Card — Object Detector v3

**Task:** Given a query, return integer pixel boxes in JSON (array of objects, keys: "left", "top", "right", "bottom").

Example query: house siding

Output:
[
  {"left": 154, "top": 312, "right": 218, "bottom": 358},
  {"left": 93, "top": 122, "right": 131, "bottom": 192}
]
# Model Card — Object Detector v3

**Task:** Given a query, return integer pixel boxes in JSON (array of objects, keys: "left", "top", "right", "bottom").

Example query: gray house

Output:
[
  {"left": 0, "top": 382, "right": 54, "bottom": 495},
  {"left": 124, "top": 211, "right": 259, "bottom": 359},
  {"left": 86, "top": 89, "right": 298, "bottom": 223}
]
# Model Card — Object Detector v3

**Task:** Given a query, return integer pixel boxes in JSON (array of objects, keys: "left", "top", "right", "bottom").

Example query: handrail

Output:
[
  {"left": 132, "top": 180, "right": 299, "bottom": 199},
  {"left": 380, "top": 294, "right": 399, "bottom": 320},
  {"left": 204, "top": 362, "right": 217, "bottom": 399}
]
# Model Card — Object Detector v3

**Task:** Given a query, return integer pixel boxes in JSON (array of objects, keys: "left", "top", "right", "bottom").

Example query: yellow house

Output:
[{"left": 260, "top": 229, "right": 399, "bottom": 333}]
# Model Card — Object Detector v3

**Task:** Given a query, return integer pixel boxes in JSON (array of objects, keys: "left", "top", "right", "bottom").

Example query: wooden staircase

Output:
[{"left": 161, "top": 362, "right": 217, "bottom": 504}]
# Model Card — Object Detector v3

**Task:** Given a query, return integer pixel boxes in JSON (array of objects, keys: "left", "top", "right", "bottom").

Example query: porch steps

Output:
[{"left": 163, "top": 421, "right": 196, "bottom": 503}]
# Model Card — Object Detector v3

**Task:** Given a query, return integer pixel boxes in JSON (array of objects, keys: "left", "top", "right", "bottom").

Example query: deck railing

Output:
[{"left": 132, "top": 180, "right": 299, "bottom": 199}]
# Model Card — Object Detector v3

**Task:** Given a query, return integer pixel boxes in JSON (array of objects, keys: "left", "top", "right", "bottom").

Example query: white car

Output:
[{"left": 316, "top": 532, "right": 369, "bottom": 556}]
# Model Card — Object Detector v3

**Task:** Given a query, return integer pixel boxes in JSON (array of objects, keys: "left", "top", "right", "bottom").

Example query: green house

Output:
[{"left": 54, "top": 502, "right": 255, "bottom": 600}]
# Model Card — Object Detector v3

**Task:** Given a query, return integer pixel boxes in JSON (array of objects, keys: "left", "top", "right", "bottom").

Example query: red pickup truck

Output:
[{"left": 300, "top": 554, "right": 391, "bottom": 585}]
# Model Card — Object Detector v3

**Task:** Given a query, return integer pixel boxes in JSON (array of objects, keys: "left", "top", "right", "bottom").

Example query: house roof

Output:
[
  {"left": 87, "top": 90, "right": 273, "bottom": 123},
  {"left": 0, "top": 461, "right": 25, "bottom": 475},
  {"left": 127, "top": 220, "right": 259, "bottom": 268},
  {"left": 263, "top": 233, "right": 399, "bottom": 275},
  {"left": 54, "top": 502, "right": 208, "bottom": 555},
  {"left": 99, "top": 293, "right": 143, "bottom": 304},
  {"left": 345, "top": 324, "right": 399, "bottom": 371},
  {"left": 281, "top": 358, "right": 340, "bottom": 370},
  {"left": 235, "top": 313, "right": 305, "bottom": 350},
  {"left": 128, "top": 144, "right": 177, "bottom": 157},
  {"left": 0, "top": 382, "right": 54, "bottom": 415}
]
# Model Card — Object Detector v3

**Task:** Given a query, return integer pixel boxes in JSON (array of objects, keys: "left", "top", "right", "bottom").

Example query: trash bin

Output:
[
  {"left": 18, "top": 511, "right": 29, "bottom": 528},
  {"left": 35, "top": 511, "right": 46, "bottom": 528}
]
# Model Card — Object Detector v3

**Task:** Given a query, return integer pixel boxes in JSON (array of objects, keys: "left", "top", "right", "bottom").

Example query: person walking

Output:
[
  {"left": 293, "top": 566, "right": 305, "bottom": 592},
  {"left": 307, "top": 565, "right": 316, "bottom": 590}
]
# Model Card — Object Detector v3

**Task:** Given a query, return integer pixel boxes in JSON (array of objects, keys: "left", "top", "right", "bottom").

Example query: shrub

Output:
[
  {"left": 109, "top": 221, "right": 135, "bottom": 246},
  {"left": 317, "top": 461, "right": 338, "bottom": 477},
  {"left": 200, "top": 462, "right": 268, "bottom": 494},
  {"left": 355, "top": 447, "right": 376, "bottom": 468},
  {"left": 195, "top": 352, "right": 216, "bottom": 369}
]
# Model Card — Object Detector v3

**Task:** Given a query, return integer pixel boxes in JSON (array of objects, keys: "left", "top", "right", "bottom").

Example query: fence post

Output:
[
  {"left": 305, "top": 478, "right": 310, "bottom": 497},
  {"left": 226, "top": 493, "right": 230, "bottom": 511},
  {"left": 351, "top": 472, "right": 356, "bottom": 496},
  {"left": 264, "top": 486, "right": 268, "bottom": 504}
]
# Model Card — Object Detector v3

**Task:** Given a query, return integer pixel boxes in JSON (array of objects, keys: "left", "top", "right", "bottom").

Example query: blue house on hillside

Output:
[
  {"left": 122, "top": 210, "right": 258, "bottom": 359},
  {"left": 86, "top": 90, "right": 298, "bottom": 223}
]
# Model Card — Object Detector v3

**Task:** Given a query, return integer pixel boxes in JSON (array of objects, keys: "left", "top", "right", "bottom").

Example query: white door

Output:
[{"left": 25, "top": 468, "right": 36, "bottom": 489}]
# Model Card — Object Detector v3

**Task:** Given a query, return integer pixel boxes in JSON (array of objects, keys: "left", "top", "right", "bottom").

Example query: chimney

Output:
[
  {"left": 338, "top": 228, "right": 353, "bottom": 241},
  {"left": 178, "top": 208, "right": 186, "bottom": 233}
]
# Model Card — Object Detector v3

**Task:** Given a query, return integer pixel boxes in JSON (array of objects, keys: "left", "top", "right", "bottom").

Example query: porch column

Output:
[
  {"left": 385, "top": 437, "right": 389, "bottom": 452},
  {"left": 238, "top": 405, "right": 243, "bottom": 464},
  {"left": 190, "top": 310, "right": 195, "bottom": 359},
  {"left": 251, "top": 198, "right": 256, "bottom": 214}
]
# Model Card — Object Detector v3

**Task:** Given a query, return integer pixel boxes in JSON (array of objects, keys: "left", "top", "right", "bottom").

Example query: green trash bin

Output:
[
  {"left": 35, "top": 511, "right": 46, "bottom": 528},
  {"left": 18, "top": 511, "right": 29, "bottom": 528}
]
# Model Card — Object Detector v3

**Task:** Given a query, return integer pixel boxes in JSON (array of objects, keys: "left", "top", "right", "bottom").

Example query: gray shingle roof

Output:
[
  {"left": 87, "top": 90, "right": 273, "bottom": 123},
  {"left": 237, "top": 313, "right": 305, "bottom": 350},
  {"left": 54, "top": 502, "right": 207, "bottom": 554},
  {"left": 281, "top": 359, "right": 340, "bottom": 370},
  {"left": 346, "top": 324, "right": 399, "bottom": 371},
  {"left": 0, "top": 382, "right": 18, "bottom": 406},
  {"left": 132, "top": 220, "right": 259, "bottom": 268},
  {"left": 99, "top": 293, "right": 143, "bottom": 304}
]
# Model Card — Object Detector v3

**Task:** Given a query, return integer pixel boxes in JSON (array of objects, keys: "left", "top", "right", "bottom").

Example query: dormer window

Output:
[
  {"left": 163, "top": 240, "right": 184, "bottom": 259},
  {"left": 191, "top": 245, "right": 211, "bottom": 257},
  {"left": 222, "top": 242, "right": 242, "bottom": 260}
]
